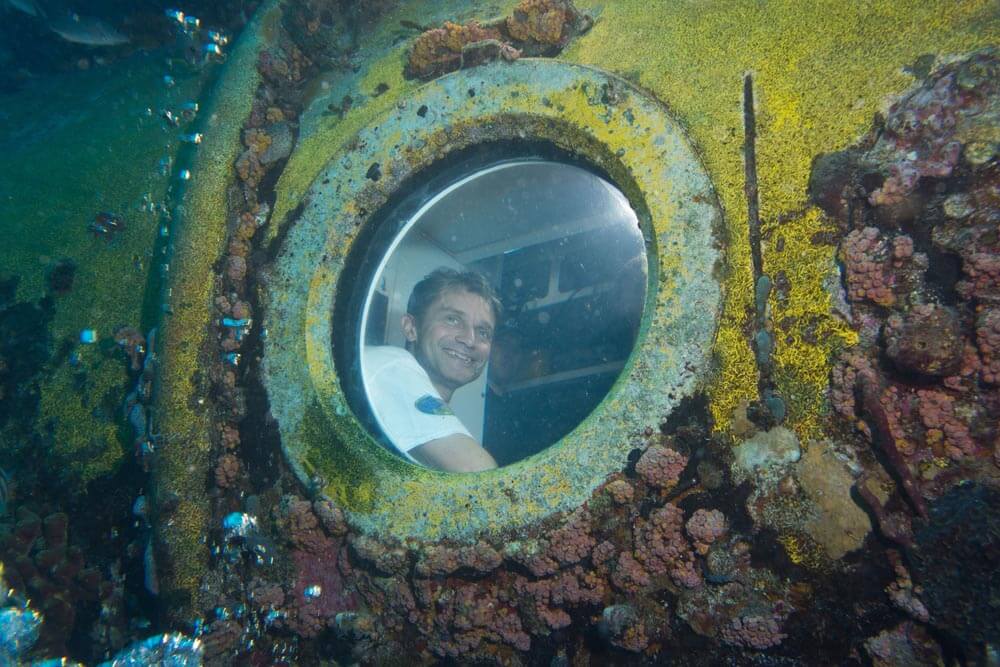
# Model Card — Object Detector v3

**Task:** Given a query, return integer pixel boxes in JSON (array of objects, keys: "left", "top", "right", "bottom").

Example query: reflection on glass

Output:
[{"left": 359, "top": 160, "right": 646, "bottom": 472}]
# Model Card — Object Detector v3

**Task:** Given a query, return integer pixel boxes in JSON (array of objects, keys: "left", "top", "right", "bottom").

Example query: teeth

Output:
[{"left": 445, "top": 350, "right": 472, "bottom": 363}]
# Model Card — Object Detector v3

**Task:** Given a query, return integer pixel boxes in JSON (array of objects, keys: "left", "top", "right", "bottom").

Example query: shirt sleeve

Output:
[{"left": 362, "top": 347, "right": 473, "bottom": 461}]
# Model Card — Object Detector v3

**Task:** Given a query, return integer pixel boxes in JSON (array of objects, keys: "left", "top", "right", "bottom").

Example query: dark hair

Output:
[{"left": 407, "top": 267, "right": 502, "bottom": 324}]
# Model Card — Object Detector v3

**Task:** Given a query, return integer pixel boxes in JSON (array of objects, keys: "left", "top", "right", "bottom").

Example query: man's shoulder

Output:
[{"left": 363, "top": 345, "right": 419, "bottom": 373}]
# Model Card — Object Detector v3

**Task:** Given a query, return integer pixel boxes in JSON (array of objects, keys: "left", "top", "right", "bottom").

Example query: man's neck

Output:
[
  {"left": 410, "top": 347, "right": 455, "bottom": 402},
  {"left": 432, "top": 380, "right": 454, "bottom": 404}
]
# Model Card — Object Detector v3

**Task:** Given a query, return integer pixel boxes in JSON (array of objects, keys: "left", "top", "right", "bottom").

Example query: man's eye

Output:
[
  {"left": 445, "top": 315, "right": 460, "bottom": 324},
  {"left": 478, "top": 329, "right": 493, "bottom": 341}
]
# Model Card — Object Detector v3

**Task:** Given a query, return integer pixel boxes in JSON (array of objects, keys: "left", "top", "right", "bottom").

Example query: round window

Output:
[
  {"left": 345, "top": 157, "right": 647, "bottom": 472},
  {"left": 263, "top": 60, "right": 722, "bottom": 537}
]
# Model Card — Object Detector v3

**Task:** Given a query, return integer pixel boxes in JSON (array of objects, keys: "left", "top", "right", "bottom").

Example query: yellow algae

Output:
[
  {"left": 769, "top": 207, "right": 859, "bottom": 439},
  {"left": 268, "top": 52, "right": 417, "bottom": 239},
  {"left": 151, "top": 0, "right": 283, "bottom": 621},
  {"left": 151, "top": 0, "right": 1000, "bottom": 611},
  {"left": 564, "top": 0, "right": 1000, "bottom": 438},
  {"left": 37, "top": 362, "right": 126, "bottom": 489},
  {"left": 778, "top": 532, "right": 805, "bottom": 565},
  {"left": 779, "top": 530, "right": 829, "bottom": 571},
  {"left": 268, "top": 0, "right": 524, "bottom": 240}
]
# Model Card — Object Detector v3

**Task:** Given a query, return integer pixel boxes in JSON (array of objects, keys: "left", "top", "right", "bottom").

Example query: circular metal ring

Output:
[{"left": 263, "top": 59, "right": 723, "bottom": 542}]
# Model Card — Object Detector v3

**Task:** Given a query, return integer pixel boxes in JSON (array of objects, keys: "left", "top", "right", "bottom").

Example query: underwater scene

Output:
[{"left": 1, "top": 0, "right": 1000, "bottom": 664}]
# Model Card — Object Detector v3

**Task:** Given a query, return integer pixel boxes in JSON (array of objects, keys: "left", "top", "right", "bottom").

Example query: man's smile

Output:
[{"left": 443, "top": 347, "right": 476, "bottom": 365}]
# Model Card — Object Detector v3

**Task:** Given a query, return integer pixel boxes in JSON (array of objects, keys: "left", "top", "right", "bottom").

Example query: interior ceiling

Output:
[{"left": 414, "top": 161, "right": 639, "bottom": 261}]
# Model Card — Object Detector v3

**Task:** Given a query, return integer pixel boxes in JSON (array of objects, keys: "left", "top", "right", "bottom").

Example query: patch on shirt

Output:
[{"left": 415, "top": 394, "right": 453, "bottom": 416}]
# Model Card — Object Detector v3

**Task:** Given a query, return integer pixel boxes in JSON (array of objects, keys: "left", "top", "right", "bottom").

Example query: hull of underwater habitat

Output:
[{"left": 2, "top": 0, "right": 1000, "bottom": 664}]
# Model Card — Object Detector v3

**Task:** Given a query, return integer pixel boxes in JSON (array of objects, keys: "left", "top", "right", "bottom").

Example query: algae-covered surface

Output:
[
  {"left": 139, "top": 0, "right": 1000, "bottom": 616},
  {"left": 2, "top": 0, "right": 998, "bottom": 661},
  {"left": 270, "top": 0, "right": 1000, "bottom": 447},
  {"left": 562, "top": 0, "right": 1000, "bottom": 438},
  {"left": 152, "top": 1, "right": 282, "bottom": 614},
  {"left": 269, "top": 0, "right": 524, "bottom": 238},
  {"left": 0, "top": 54, "right": 211, "bottom": 490}
]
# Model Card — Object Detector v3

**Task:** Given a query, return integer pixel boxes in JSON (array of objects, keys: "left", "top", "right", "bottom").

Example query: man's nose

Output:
[{"left": 454, "top": 323, "right": 475, "bottom": 346}]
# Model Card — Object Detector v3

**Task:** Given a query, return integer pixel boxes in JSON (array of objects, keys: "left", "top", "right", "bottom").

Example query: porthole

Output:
[
  {"left": 341, "top": 151, "right": 647, "bottom": 472},
  {"left": 262, "top": 60, "right": 722, "bottom": 541}
]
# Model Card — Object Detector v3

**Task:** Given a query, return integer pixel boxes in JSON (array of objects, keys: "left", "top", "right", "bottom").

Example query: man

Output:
[{"left": 363, "top": 268, "right": 500, "bottom": 472}]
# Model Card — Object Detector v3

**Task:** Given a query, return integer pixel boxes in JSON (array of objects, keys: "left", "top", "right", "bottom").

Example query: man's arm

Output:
[{"left": 410, "top": 434, "right": 498, "bottom": 472}]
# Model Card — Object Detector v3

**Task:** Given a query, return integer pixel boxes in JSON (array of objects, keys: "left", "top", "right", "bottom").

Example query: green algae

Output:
[
  {"left": 0, "top": 54, "right": 211, "bottom": 490},
  {"left": 151, "top": 0, "right": 283, "bottom": 622}
]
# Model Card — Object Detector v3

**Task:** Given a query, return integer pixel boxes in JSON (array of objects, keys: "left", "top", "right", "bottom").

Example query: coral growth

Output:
[
  {"left": 838, "top": 228, "right": 927, "bottom": 307},
  {"left": 415, "top": 542, "right": 502, "bottom": 577},
  {"left": 885, "top": 549, "right": 929, "bottom": 622},
  {"left": 545, "top": 508, "right": 596, "bottom": 566},
  {"left": 915, "top": 389, "right": 978, "bottom": 460},
  {"left": 603, "top": 478, "right": 634, "bottom": 504},
  {"left": 685, "top": 509, "right": 728, "bottom": 555},
  {"left": 406, "top": 21, "right": 503, "bottom": 79},
  {"left": 865, "top": 52, "right": 999, "bottom": 210},
  {"left": 506, "top": 0, "right": 587, "bottom": 49},
  {"left": 213, "top": 453, "right": 241, "bottom": 489},
  {"left": 977, "top": 306, "right": 1000, "bottom": 384},
  {"left": 839, "top": 227, "right": 899, "bottom": 306},
  {"left": 417, "top": 579, "right": 530, "bottom": 656},
  {"left": 405, "top": 0, "right": 589, "bottom": 79},
  {"left": 864, "top": 621, "right": 944, "bottom": 667},
  {"left": 313, "top": 499, "right": 348, "bottom": 536},
  {"left": 677, "top": 558, "right": 791, "bottom": 651},
  {"left": 635, "top": 443, "right": 687, "bottom": 489},
  {"left": 248, "top": 432, "right": 800, "bottom": 663},
  {"left": 0, "top": 507, "right": 114, "bottom": 655},
  {"left": 884, "top": 304, "right": 964, "bottom": 376},
  {"left": 720, "top": 614, "right": 787, "bottom": 650},
  {"left": 513, "top": 566, "right": 605, "bottom": 632},
  {"left": 633, "top": 504, "right": 701, "bottom": 589},
  {"left": 599, "top": 604, "right": 649, "bottom": 652},
  {"left": 277, "top": 496, "right": 334, "bottom": 555},
  {"left": 271, "top": 498, "right": 358, "bottom": 638},
  {"left": 192, "top": 412, "right": 809, "bottom": 663},
  {"left": 830, "top": 351, "right": 876, "bottom": 420},
  {"left": 815, "top": 49, "right": 1000, "bottom": 548}
]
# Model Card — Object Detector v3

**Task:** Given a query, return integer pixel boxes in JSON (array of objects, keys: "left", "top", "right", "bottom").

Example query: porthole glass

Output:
[{"left": 351, "top": 158, "right": 647, "bottom": 472}]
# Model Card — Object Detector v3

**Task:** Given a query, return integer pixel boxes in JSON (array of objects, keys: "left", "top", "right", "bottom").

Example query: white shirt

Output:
[{"left": 361, "top": 346, "right": 472, "bottom": 462}]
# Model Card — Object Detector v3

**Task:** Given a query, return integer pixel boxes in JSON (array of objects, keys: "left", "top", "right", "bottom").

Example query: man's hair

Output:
[{"left": 407, "top": 268, "right": 503, "bottom": 324}]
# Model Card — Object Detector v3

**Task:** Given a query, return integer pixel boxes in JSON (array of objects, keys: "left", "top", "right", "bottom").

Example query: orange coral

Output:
[
  {"left": 265, "top": 106, "right": 285, "bottom": 123},
  {"left": 506, "top": 0, "right": 577, "bottom": 45},
  {"left": 244, "top": 128, "right": 272, "bottom": 154},
  {"left": 407, "top": 21, "right": 502, "bottom": 79}
]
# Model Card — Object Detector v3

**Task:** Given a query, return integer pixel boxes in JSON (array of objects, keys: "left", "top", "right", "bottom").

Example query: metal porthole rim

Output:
[{"left": 262, "top": 59, "right": 724, "bottom": 543}]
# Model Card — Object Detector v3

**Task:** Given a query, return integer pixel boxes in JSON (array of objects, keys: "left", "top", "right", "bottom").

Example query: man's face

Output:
[{"left": 402, "top": 288, "right": 495, "bottom": 398}]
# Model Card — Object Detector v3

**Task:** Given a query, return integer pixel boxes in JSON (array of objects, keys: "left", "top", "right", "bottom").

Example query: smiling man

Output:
[{"left": 363, "top": 268, "right": 501, "bottom": 472}]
